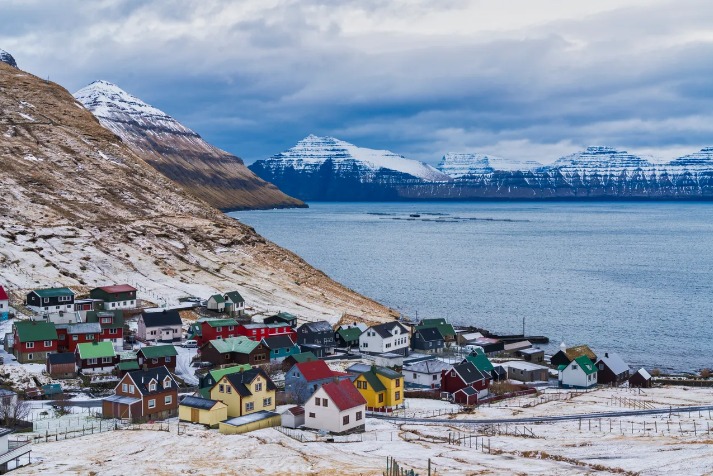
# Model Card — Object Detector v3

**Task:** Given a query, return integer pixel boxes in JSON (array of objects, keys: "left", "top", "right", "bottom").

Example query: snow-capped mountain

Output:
[
  {"left": 437, "top": 152, "right": 543, "bottom": 177},
  {"left": 551, "top": 146, "right": 658, "bottom": 173},
  {"left": 74, "top": 80, "right": 303, "bottom": 211},
  {"left": 0, "top": 48, "right": 17, "bottom": 68},
  {"left": 249, "top": 135, "right": 450, "bottom": 200}
]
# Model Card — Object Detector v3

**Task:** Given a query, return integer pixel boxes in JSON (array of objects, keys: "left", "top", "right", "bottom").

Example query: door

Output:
[{"left": 191, "top": 408, "right": 199, "bottom": 422}]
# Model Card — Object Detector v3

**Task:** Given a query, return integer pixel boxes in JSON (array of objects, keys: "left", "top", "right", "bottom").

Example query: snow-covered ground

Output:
[
  {"left": 12, "top": 385, "right": 713, "bottom": 475},
  {"left": 174, "top": 345, "right": 198, "bottom": 386}
]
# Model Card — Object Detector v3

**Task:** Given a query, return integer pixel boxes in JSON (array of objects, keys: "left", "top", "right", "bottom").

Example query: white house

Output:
[
  {"left": 207, "top": 294, "right": 226, "bottom": 313},
  {"left": 304, "top": 380, "right": 366, "bottom": 434},
  {"left": 0, "top": 286, "right": 9, "bottom": 320},
  {"left": 559, "top": 355, "right": 598, "bottom": 389},
  {"left": 281, "top": 406, "right": 305, "bottom": 429},
  {"left": 359, "top": 322, "right": 410, "bottom": 356},
  {"left": 403, "top": 359, "right": 451, "bottom": 389},
  {"left": 137, "top": 310, "right": 183, "bottom": 343}
]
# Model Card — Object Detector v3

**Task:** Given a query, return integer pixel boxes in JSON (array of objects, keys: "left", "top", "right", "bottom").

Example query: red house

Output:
[
  {"left": 85, "top": 310, "right": 125, "bottom": 348},
  {"left": 195, "top": 318, "right": 239, "bottom": 346},
  {"left": 236, "top": 323, "right": 296, "bottom": 342},
  {"left": 11, "top": 320, "right": 58, "bottom": 363},
  {"left": 440, "top": 361, "right": 490, "bottom": 403},
  {"left": 137, "top": 345, "right": 178, "bottom": 372},
  {"left": 56, "top": 322, "right": 102, "bottom": 353}
]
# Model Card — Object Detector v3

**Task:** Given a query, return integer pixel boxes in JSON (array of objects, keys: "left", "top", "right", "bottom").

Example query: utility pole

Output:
[{"left": 522, "top": 316, "right": 525, "bottom": 336}]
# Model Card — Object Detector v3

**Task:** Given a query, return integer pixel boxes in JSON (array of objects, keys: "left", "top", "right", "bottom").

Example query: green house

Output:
[{"left": 416, "top": 318, "right": 456, "bottom": 344}]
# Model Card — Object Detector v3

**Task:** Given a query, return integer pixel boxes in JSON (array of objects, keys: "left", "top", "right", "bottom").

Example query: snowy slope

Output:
[
  {"left": 551, "top": 146, "right": 658, "bottom": 173},
  {"left": 268, "top": 135, "right": 451, "bottom": 182},
  {"left": 0, "top": 48, "right": 17, "bottom": 68},
  {"left": 438, "top": 152, "right": 543, "bottom": 177}
]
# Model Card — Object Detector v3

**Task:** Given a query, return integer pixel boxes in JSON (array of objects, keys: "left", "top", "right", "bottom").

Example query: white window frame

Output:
[
  {"left": 164, "top": 395, "right": 172, "bottom": 405},
  {"left": 148, "top": 399, "right": 156, "bottom": 409}
]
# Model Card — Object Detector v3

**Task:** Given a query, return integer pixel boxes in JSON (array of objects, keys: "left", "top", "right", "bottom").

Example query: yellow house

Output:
[
  {"left": 178, "top": 395, "right": 228, "bottom": 428},
  {"left": 353, "top": 366, "right": 404, "bottom": 411},
  {"left": 210, "top": 367, "right": 277, "bottom": 417}
]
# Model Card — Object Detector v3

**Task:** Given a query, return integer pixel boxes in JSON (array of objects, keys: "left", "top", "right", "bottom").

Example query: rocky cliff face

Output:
[
  {"left": 0, "top": 49, "right": 17, "bottom": 68},
  {"left": 0, "top": 62, "right": 394, "bottom": 322},
  {"left": 249, "top": 135, "right": 451, "bottom": 200},
  {"left": 74, "top": 80, "right": 304, "bottom": 211}
]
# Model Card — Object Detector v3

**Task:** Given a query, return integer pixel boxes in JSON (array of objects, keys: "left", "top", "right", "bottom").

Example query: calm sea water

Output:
[{"left": 231, "top": 202, "right": 713, "bottom": 373}]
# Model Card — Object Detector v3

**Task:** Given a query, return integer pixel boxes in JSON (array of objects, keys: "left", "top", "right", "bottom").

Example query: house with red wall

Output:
[
  {"left": 85, "top": 310, "right": 125, "bottom": 348},
  {"left": 195, "top": 318, "right": 239, "bottom": 346},
  {"left": 11, "top": 320, "right": 58, "bottom": 363},
  {"left": 56, "top": 322, "right": 102, "bottom": 353},
  {"left": 236, "top": 323, "right": 296, "bottom": 342},
  {"left": 440, "top": 361, "right": 490, "bottom": 403}
]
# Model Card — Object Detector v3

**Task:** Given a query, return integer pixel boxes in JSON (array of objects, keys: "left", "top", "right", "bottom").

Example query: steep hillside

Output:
[
  {"left": 74, "top": 80, "right": 304, "bottom": 211},
  {"left": 0, "top": 62, "right": 394, "bottom": 322}
]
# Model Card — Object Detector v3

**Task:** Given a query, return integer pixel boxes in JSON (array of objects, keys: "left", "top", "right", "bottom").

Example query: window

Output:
[
  {"left": 315, "top": 397, "right": 321, "bottom": 406},
  {"left": 43, "top": 340, "right": 51, "bottom": 347},
  {"left": 216, "top": 327, "right": 222, "bottom": 332},
  {"left": 55, "top": 306, "right": 60, "bottom": 310},
  {"left": 245, "top": 402, "right": 254, "bottom": 412},
  {"left": 88, "top": 358, "right": 97, "bottom": 365},
  {"left": 323, "top": 399, "right": 328, "bottom": 407},
  {"left": 343, "top": 415, "right": 350, "bottom": 425},
  {"left": 72, "top": 335, "right": 78, "bottom": 341},
  {"left": 263, "top": 397, "right": 272, "bottom": 407},
  {"left": 149, "top": 381, "right": 156, "bottom": 392},
  {"left": 572, "top": 365, "right": 578, "bottom": 370},
  {"left": 102, "top": 357, "right": 112, "bottom": 363},
  {"left": 128, "top": 385, "right": 134, "bottom": 394},
  {"left": 43, "top": 298, "right": 49, "bottom": 303},
  {"left": 432, "top": 374, "right": 438, "bottom": 380},
  {"left": 152, "top": 358, "right": 158, "bottom": 364},
  {"left": 228, "top": 326, "right": 234, "bottom": 331},
  {"left": 356, "top": 411, "right": 363, "bottom": 421},
  {"left": 122, "top": 384, "right": 128, "bottom": 392},
  {"left": 255, "top": 382, "right": 263, "bottom": 392},
  {"left": 227, "top": 386, "right": 232, "bottom": 394},
  {"left": 219, "top": 384, "right": 225, "bottom": 393},
  {"left": 165, "top": 357, "right": 171, "bottom": 363},
  {"left": 356, "top": 381, "right": 367, "bottom": 390},
  {"left": 395, "top": 379, "right": 401, "bottom": 387},
  {"left": 110, "top": 328, "right": 117, "bottom": 334},
  {"left": 378, "top": 393, "right": 384, "bottom": 403},
  {"left": 395, "top": 391, "right": 401, "bottom": 400},
  {"left": 27, "top": 353, "right": 33, "bottom": 360},
  {"left": 451, "top": 371, "right": 455, "bottom": 377},
  {"left": 148, "top": 399, "right": 156, "bottom": 409},
  {"left": 165, "top": 395, "right": 172, "bottom": 405},
  {"left": 26, "top": 342, "right": 34, "bottom": 349},
  {"left": 599, "top": 363, "right": 604, "bottom": 370},
  {"left": 101, "top": 317, "right": 111, "bottom": 324},
  {"left": 309, "top": 412, "right": 315, "bottom": 418}
]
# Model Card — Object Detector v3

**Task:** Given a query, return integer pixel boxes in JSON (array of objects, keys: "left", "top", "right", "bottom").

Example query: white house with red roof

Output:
[
  {"left": 0, "top": 285, "right": 9, "bottom": 321},
  {"left": 284, "top": 360, "right": 351, "bottom": 403},
  {"left": 304, "top": 380, "right": 367, "bottom": 434}
]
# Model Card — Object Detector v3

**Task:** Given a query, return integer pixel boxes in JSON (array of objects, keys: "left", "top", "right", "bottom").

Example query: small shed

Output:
[
  {"left": 42, "top": 383, "right": 62, "bottom": 396},
  {"left": 178, "top": 396, "right": 228, "bottom": 428},
  {"left": 46, "top": 352, "right": 77, "bottom": 379},
  {"left": 218, "top": 410, "right": 281, "bottom": 435},
  {"left": 452, "top": 386, "right": 478, "bottom": 406},
  {"left": 207, "top": 294, "right": 226, "bottom": 313},
  {"left": 368, "top": 352, "right": 404, "bottom": 369},
  {"left": 117, "top": 360, "right": 140, "bottom": 377},
  {"left": 629, "top": 368, "right": 652, "bottom": 388},
  {"left": 281, "top": 406, "right": 305, "bottom": 429}
]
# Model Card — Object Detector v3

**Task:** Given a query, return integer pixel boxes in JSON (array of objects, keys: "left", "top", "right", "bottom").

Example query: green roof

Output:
[
  {"left": 360, "top": 370, "right": 386, "bottom": 393},
  {"left": 33, "top": 287, "right": 74, "bottom": 298},
  {"left": 557, "top": 364, "right": 567, "bottom": 371},
  {"left": 290, "top": 352, "right": 317, "bottom": 363},
  {"left": 208, "top": 364, "right": 253, "bottom": 383},
  {"left": 465, "top": 351, "right": 494, "bottom": 373},
  {"left": 117, "top": 361, "right": 140, "bottom": 371},
  {"left": 14, "top": 320, "right": 57, "bottom": 342},
  {"left": 140, "top": 345, "right": 177, "bottom": 359},
  {"left": 224, "top": 291, "right": 244, "bottom": 303},
  {"left": 573, "top": 355, "right": 597, "bottom": 375},
  {"left": 209, "top": 294, "right": 225, "bottom": 303},
  {"left": 337, "top": 327, "right": 362, "bottom": 342},
  {"left": 85, "top": 310, "right": 124, "bottom": 329},
  {"left": 209, "top": 336, "right": 259, "bottom": 355},
  {"left": 204, "top": 319, "right": 238, "bottom": 328},
  {"left": 77, "top": 341, "right": 116, "bottom": 359},
  {"left": 416, "top": 320, "right": 456, "bottom": 338}
]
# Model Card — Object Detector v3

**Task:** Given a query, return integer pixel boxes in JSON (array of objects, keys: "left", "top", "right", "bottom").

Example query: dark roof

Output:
[
  {"left": 452, "top": 361, "right": 487, "bottom": 384},
  {"left": 47, "top": 353, "right": 75, "bottom": 365},
  {"left": 320, "top": 380, "right": 366, "bottom": 411},
  {"left": 92, "top": 285, "right": 136, "bottom": 294},
  {"left": 265, "top": 312, "right": 296, "bottom": 324},
  {"left": 370, "top": 321, "right": 409, "bottom": 339},
  {"left": 299, "top": 321, "right": 333, "bottom": 333},
  {"left": 415, "top": 327, "right": 443, "bottom": 342},
  {"left": 85, "top": 310, "right": 124, "bottom": 329},
  {"left": 180, "top": 396, "right": 222, "bottom": 410},
  {"left": 455, "top": 386, "right": 478, "bottom": 396},
  {"left": 223, "top": 368, "right": 276, "bottom": 397},
  {"left": 125, "top": 366, "right": 177, "bottom": 395},
  {"left": 359, "top": 370, "right": 386, "bottom": 392},
  {"left": 262, "top": 334, "right": 296, "bottom": 350},
  {"left": 224, "top": 291, "right": 244, "bottom": 303},
  {"left": 141, "top": 310, "right": 182, "bottom": 327}
]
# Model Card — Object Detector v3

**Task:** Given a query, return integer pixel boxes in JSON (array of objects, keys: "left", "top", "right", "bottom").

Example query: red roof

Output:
[
  {"left": 321, "top": 380, "right": 366, "bottom": 411},
  {"left": 96, "top": 284, "right": 137, "bottom": 293},
  {"left": 296, "top": 360, "right": 340, "bottom": 382},
  {"left": 0, "top": 286, "right": 7, "bottom": 301}
]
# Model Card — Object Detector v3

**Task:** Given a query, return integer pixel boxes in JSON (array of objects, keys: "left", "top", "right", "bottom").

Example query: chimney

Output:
[{"left": 605, "top": 352, "right": 609, "bottom": 358}]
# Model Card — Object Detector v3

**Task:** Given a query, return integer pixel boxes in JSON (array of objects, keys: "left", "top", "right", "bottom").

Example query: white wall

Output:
[
  {"left": 560, "top": 363, "right": 597, "bottom": 388},
  {"left": 304, "top": 387, "right": 365, "bottom": 434},
  {"left": 359, "top": 326, "right": 409, "bottom": 354}
]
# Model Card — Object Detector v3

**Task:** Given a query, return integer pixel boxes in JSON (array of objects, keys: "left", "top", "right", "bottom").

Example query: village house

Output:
[
  {"left": 550, "top": 344, "right": 597, "bottom": 368},
  {"left": 0, "top": 285, "right": 8, "bottom": 321},
  {"left": 281, "top": 351, "right": 317, "bottom": 372},
  {"left": 191, "top": 318, "right": 239, "bottom": 346},
  {"left": 456, "top": 331, "right": 483, "bottom": 346},
  {"left": 285, "top": 360, "right": 351, "bottom": 403},
  {"left": 335, "top": 327, "right": 362, "bottom": 350},
  {"left": 352, "top": 366, "right": 405, "bottom": 411},
  {"left": 596, "top": 352, "right": 630, "bottom": 386},
  {"left": 261, "top": 334, "right": 300, "bottom": 361},
  {"left": 415, "top": 319, "right": 456, "bottom": 346},
  {"left": 85, "top": 310, "right": 124, "bottom": 348},
  {"left": 295, "top": 321, "right": 336, "bottom": 357},
  {"left": 516, "top": 347, "right": 545, "bottom": 363},
  {"left": 102, "top": 366, "right": 178, "bottom": 422},
  {"left": 441, "top": 361, "right": 490, "bottom": 401},
  {"left": 137, "top": 310, "right": 182, "bottom": 343},
  {"left": 629, "top": 368, "right": 652, "bottom": 388},
  {"left": 89, "top": 284, "right": 138, "bottom": 310},
  {"left": 178, "top": 396, "right": 228, "bottom": 428},
  {"left": 359, "top": 321, "right": 410, "bottom": 356},
  {"left": 11, "top": 320, "right": 57, "bottom": 363},
  {"left": 210, "top": 367, "right": 276, "bottom": 418},
  {"left": 117, "top": 357, "right": 140, "bottom": 377},
  {"left": 198, "top": 364, "right": 253, "bottom": 398},
  {"left": 472, "top": 337, "right": 504, "bottom": 355},
  {"left": 410, "top": 327, "right": 445, "bottom": 353},
  {"left": 281, "top": 405, "right": 305, "bottom": 429},
  {"left": 463, "top": 349, "right": 495, "bottom": 376},
  {"left": 501, "top": 361, "right": 550, "bottom": 383},
  {"left": 199, "top": 336, "right": 269, "bottom": 367},
  {"left": 223, "top": 291, "right": 245, "bottom": 317},
  {"left": 46, "top": 352, "right": 77, "bottom": 379},
  {"left": 137, "top": 345, "right": 178, "bottom": 372},
  {"left": 75, "top": 341, "right": 119, "bottom": 374},
  {"left": 55, "top": 322, "right": 102, "bottom": 353},
  {"left": 236, "top": 323, "right": 296, "bottom": 342},
  {"left": 73, "top": 299, "right": 104, "bottom": 320},
  {"left": 403, "top": 359, "right": 451, "bottom": 389},
  {"left": 559, "top": 355, "right": 598, "bottom": 389},
  {"left": 304, "top": 380, "right": 367, "bottom": 435},
  {"left": 206, "top": 294, "right": 227, "bottom": 313},
  {"left": 264, "top": 311, "right": 298, "bottom": 328},
  {"left": 25, "top": 287, "right": 75, "bottom": 318}
]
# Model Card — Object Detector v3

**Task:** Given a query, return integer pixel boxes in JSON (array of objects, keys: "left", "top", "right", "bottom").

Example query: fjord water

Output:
[{"left": 232, "top": 202, "right": 713, "bottom": 372}]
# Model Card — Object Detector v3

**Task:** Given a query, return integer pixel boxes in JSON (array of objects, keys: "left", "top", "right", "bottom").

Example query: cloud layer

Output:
[{"left": 3, "top": 0, "right": 713, "bottom": 164}]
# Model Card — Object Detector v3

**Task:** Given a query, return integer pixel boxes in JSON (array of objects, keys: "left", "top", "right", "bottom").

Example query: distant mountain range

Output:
[
  {"left": 250, "top": 139, "right": 713, "bottom": 200},
  {"left": 74, "top": 80, "right": 304, "bottom": 211}
]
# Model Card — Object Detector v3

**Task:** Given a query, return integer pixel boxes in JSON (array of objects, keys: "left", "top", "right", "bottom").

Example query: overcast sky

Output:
[{"left": 3, "top": 0, "right": 713, "bottom": 164}]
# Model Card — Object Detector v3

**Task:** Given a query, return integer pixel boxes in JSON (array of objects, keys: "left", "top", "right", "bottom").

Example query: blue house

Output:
[
  {"left": 262, "top": 335, "right": 300, "bottom": 361},
  {"left": 284, "top": 360, "right": 351, "bottom": 403}
]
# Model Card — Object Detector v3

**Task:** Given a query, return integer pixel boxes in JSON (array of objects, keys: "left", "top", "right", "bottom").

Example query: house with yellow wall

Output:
[
  {"left": 209, "top": 367, "right": 276, "bottom": 417},
  {"left": 353, "top": 365, "right": 404, "bottom": 411},
  {"left": 178, "top": 395, "right": 228, "bottom": 428}
]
